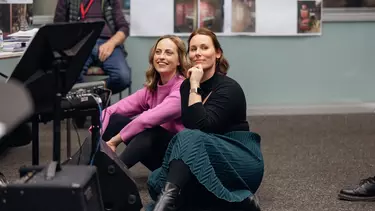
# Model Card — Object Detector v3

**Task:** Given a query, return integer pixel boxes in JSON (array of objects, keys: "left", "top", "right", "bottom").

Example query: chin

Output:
[
  {"left": 156, "top": 69, "right": 173, "bottom": 74},
  {"left": 197, "top": 64, "right": 209, "bottom": 70},
  {"left": 194, "top": 62, "right": 205, "bottom": 67}
]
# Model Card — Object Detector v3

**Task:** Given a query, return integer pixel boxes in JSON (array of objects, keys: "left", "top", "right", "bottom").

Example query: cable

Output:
[
  {"left": 103, "top": 88, "right": 112, "bottom": 108},
  {"left": 89, "top": 92, "right": 112, "bottom": 165},
  {"left": 89, "top": 105, "right": 101, "bottom": 165},
  {"left": 71, "top": 119, "right": 82, "bottom": 165},
  {"left": 63, "top": 97, "right": 83, "bottom": 165},
  {"left": 0, "top": 72, "right": 8, "bottom": 79},
  {"left": 63, "top": 88, "right": 112, "bottom": 165},
  {"left": 89, "top": 97, "right": 104, "bottom": 165}
]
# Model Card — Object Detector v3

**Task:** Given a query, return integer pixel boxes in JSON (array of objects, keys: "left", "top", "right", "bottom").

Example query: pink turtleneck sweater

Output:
[{"left": 101, "top": 74, "right": 185, "bottom": 143}]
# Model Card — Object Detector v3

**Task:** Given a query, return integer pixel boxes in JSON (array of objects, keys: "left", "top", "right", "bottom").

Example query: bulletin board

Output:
[{"left": 129, "top": 0, "right": 322, "bottom": 37}]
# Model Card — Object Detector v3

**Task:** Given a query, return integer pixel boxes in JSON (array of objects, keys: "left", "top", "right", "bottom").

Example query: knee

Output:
[
  {"left": 107, "top": 114, "right": 129, "bottom": 126},
  {"left": 175, "top": 129, "right": 206, "bottom": 143},
  {"left": 131, "top": 130, "right": 157, "bottom": 148},
  {"left": 176, "top": 129, "right": 193, "bottom": 137},
  {"left": 117, "top": 71, "right": 131, "bottom": 90},
  {"left": 110, "top": 64, "right": 131, "bottom": 91},
  {"left": 178, "top": 128, "right": 205, "bottom": 136}
]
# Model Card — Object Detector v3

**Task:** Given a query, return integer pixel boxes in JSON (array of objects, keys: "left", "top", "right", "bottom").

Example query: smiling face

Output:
[
  {"left": 188, "top": 34, "right": 221, "bottom": 71},
  {"left": 152, "top": 38, "right": 180, "bottom": 75}
]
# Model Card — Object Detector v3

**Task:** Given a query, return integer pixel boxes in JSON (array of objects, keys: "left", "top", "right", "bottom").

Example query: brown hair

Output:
[
  {"left": 145, "top": 35, "right": 190, "bottom": 92},
  {"left": 187, "top": 27, "right": 229, "bottom": 75}
]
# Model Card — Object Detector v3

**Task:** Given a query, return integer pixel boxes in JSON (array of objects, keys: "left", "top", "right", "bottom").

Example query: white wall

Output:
[{"left": 33, "top": 0, "right": 58, "bottom": 15}]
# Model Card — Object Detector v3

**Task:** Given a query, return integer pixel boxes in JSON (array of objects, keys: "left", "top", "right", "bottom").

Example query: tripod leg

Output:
[{"left": 90, "top": 113, "right": 100, "bottom": 161}]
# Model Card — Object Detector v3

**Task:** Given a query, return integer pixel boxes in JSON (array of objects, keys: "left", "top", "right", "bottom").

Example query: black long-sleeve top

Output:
[{"left": 180, "top": 73, "right": 249, "bottom": 134}]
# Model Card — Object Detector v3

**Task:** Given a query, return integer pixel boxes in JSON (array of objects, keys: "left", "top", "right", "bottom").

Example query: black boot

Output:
[
  {"left": 153, "top": 182, "right": 181, "bottom": 211},
  {"left": 240, "top": 195, "right": 261, "bottom": 211},
  {"left": 338, "top": 176, "right": 375, "bottom": 201}
]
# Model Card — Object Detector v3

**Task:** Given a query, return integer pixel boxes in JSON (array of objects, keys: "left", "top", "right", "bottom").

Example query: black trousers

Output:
[{"left": 101, "top": 114, "right": 174, "bottom": 171}]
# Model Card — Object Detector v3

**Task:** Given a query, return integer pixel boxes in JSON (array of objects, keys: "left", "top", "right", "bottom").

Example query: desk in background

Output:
[
  {"left": 0, "top": 52, "right": 23, "bottom": 81},
  {"left": 0, "top": 51, "right": 23, "bottom": 60}
]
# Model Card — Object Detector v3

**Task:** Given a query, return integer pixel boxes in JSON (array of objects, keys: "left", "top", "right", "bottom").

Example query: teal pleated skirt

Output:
[{"left": 146, "top": 129, "right": 264, "bottom": 210}]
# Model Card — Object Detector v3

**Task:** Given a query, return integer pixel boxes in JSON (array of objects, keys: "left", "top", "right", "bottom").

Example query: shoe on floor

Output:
[{"left": 338, "top": 176, "right": 375, "bottom": 201}]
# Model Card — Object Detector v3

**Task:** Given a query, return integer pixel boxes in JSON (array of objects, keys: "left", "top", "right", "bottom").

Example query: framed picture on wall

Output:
[
  {"left": 323, "top": 0, "right": 375, "bottom": 22},
  {"left": 0, "top": 4, "right": 33, "bottom": 36},
  {"left": 324, "top": 0, "right": 375, "bottom": 7}
]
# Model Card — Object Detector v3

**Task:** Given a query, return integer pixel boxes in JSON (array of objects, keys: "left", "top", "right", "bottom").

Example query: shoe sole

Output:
[{"left": 338, "top": 193, "right": 375, "bottom": 202}]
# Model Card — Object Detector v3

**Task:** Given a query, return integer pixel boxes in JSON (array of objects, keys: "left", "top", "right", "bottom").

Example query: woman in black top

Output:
[{"left": 146, "top": 28, "right": 264, "bottom": 211}]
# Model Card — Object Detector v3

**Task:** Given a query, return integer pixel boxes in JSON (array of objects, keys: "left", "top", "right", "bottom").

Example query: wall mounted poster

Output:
[
  {"left": 130, "top": 0, "right": 322, "bottom": 37},
  {"left": 0, "top": 0, "right": 33, "bottom": 36},
  {"left": 0, "top": 0, "right": 32, "bottom": 3}
]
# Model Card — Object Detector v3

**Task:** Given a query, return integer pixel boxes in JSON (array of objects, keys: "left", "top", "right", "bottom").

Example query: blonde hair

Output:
[{"left": 145, "top": 35, "right": 190, "bottom": 92}]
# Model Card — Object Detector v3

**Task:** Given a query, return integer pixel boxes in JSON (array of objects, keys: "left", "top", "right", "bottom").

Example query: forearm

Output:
[
  {"left": 188, "top": 82, "right": 202, "bottom": 106},
  {"left": 118, "top": 90, "right": 182, "bottom": 142},
  {"left": 108, "top": 133, "right": 122, "bottom": 146},
  {"left": 108, "top": 31, "right": 126, "bottom": 47}
]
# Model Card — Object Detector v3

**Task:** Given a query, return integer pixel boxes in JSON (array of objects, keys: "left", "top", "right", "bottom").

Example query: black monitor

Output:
[
  {"left": 8, "top": 21, "right": 105, "bottom": 114},
  {"left": 7, "top": 21, "right": 105, "bottom": 171}
]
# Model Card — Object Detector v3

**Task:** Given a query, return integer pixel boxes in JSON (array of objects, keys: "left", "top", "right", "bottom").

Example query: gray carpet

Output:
[{"left": 1, "top": 114, "right": 375, "bottom": 211}]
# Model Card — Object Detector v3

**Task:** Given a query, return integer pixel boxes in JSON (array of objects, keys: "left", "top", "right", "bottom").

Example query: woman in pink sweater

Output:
[{"left": 101, "top": 35, "right": 189, "bottom": 171}]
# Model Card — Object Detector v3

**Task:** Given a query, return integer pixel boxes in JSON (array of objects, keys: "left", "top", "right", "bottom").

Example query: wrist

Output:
[
  {"left": 116, "top": 134, "right": 124, "bottom": 143},
  {"left": 110, "top": 134, "right": 123, "bottom": 146},
  {"left": 190, "top": 87, "right": 203, "bottom": 96},
  {"left": 107, "top": 40, "right": 117, "bottom": 48},
  {"left": 190, "top": 81, "right": 200, "bottom": 89}
]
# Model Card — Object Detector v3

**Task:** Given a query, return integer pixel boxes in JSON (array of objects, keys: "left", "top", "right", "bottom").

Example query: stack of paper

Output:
[
  {"left": 2, "top": 42, "right": 26, "bottom": 52},
  {"left": 7, "top": 28, "right": 38, "bottom": 38},
  {"left": 2, "top": 28, "right": 38, "bottom": 52}
]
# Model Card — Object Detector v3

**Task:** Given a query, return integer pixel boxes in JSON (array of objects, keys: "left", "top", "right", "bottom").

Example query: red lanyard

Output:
[{"left": 80, "top": 0, "right": 94, "bottom": 19}]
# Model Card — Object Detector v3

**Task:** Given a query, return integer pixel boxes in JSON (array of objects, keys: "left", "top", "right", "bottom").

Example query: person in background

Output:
[
  {"left": 102, "top": 35, "right": 189, "bottom": 171},
  {"left": 146, "top": 28, "right": 264, "bottom": 211},
  {"left": 53, "top": 0, "right": 131, "bottom": 127},
  {"left": 338, "top": 175, "right": 375, "bottom": 201}
]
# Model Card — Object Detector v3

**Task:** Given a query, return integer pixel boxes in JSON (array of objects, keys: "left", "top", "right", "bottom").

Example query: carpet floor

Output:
[{"left": 1, "top": 114, "right": 375, "bottom": 211}]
